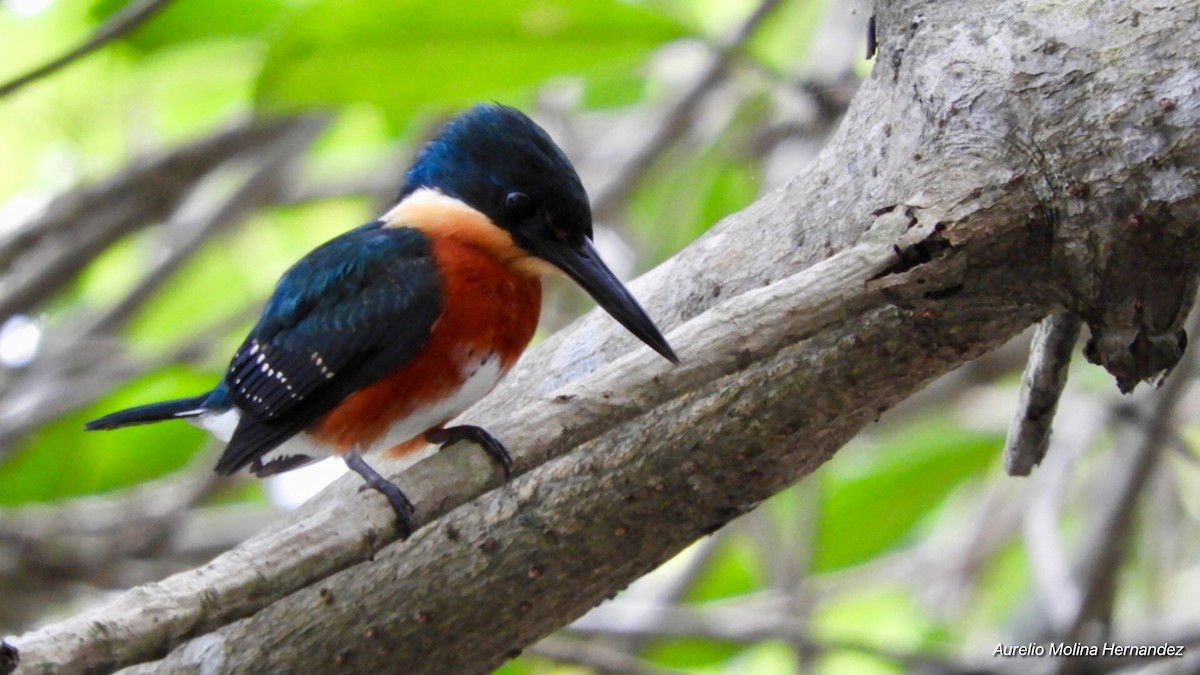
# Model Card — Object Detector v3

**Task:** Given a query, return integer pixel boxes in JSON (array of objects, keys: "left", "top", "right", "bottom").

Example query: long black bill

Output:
[{"left": 539, "top": 238, "right": 679, "bottom": 364}]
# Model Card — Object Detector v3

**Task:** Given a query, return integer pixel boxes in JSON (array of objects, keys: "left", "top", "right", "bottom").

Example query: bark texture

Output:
[{"left": 9, "top": 0, "right": 1200, "bottom": 672}]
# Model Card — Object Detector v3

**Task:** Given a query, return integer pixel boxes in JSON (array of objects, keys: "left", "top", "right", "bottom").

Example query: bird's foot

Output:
[
  {"left": 425, "top": 425, "right": 514, "bottom": 479},
  {"left": 343, "top": 448, "right": 416, "bottom": 538}
]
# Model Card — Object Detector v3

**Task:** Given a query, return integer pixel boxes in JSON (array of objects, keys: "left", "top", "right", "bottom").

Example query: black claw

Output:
[
  {"left": 426, "top": 425, "right": 514, "bottom": 478},
  {"left": 343, "top": 448, "right": 415, "bottom": 537}
]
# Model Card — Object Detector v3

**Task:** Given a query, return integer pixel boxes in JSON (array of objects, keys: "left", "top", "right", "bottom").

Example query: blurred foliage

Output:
[
  {"left": 813, "top": 421, "right": 999, "bottom": 573},
  {"left": 0, "top": 0, "right": 696, "bottom": 508},
  {"left": 255, "top": 0, "right": 688, "bottom": 128},
  {"left": 0, "top": 366, "right": 211, "bottom": 504},
  {"left": 4, "top": 0, "right": 1194, "bottom": 673},
  {"left": 90, "top": 0, "right": 289, "bottom": 52}
]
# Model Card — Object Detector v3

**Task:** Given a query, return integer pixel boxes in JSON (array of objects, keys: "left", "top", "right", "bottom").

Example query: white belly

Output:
[
  {"left": 357, "top": 352, "right": 506, "bottom": 453},
  {"left": 192, "top": 354, "right": 508, "bottom": 470}
]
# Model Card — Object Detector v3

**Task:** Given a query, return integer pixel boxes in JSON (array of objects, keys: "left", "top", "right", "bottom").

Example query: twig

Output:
[
  {"left": 529, "top": 637, "right": 683, "bottom": 675},
  {"left": 1004, "top": 313, "right": 1082, "bottom": 475},
  {"left": 0, "top": 117, "right": 324, "bottom": 463},
  {"left": 1168, "top": 427, "right": 1200, "bottom": 464},
  {"left": 1022, "top": 393, "right": 1106, "bottom": 632},
  {"left": 747, "top": 487, "right": 820, "bottom": 670},
  {"left": 84, "top": 116, "right": 328, "bottom": 335},
  {"left": 13, "top": 205, "right": 923, "bottom": 673},
  {"left": 590, "top": 0, "right": 787, "bottom": 223},
  {"left": 0, "top": 117, "right": 308, "bottom": 320},
  {"left": 1057, "top": 303, "right": 1200, "bottom": 657},
  {"left": 276, "top": 168, "right": 399, "bottom": 210},
  {"left": 0, "top": 445, "right": 226, "bottom": 633},
  {"left": 0, "top": 0, "right": 174, "bottom": 99},
  {"left": 166, "top": 502, "right": 282, "bottom": 562},
  {"left": 0, "top": 445, "right": 223, "bottom": 571},
  {"left": 0, "top": 304, "right": 259, "bottom": 461},
  {"left": 569, "top": 603, "right": 989, "bottom": 674},
  {"left": 10, "top": 1, "right": 1196, "bottom": 666},
  {"left": 583, "top": 532, "right": 723, "bottom": 665}
]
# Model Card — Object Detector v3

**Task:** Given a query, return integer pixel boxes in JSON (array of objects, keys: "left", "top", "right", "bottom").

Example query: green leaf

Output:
[
  {"left": 813, "top": 422, "right": 1001, "bottom": 572},
  {"left": 733, "top": 641, "right": 801, "bottom": 675},
  {"left": 580, "top": 61, "right": 650, "bottom": 109},
  {"left": 647, "top": 0, "right": 824, "bottom": 73},
  {"left": 0, "top": 366, "right": 213, "bottom": 505},
  {"left": 628, "top": 104, "right": 765, "bottom": 262},
  {"left": 686, "top": 531, "right": 766, "bottom": 602},
  {"left": 89, "top": 0, "right": 295, "bottom": 53},
  {"left": 491, "top": 658, "right": 535, "bottom": 675},
  {"left": 745, "top": 0, "right": 825, "bottom": 72},
  {"left": 630, "top": 153, "right": 750, "bottom": 258},
  {"left": 122, "top": 231, "right": 261, "bottom": 349},
  {"left": 962, "top": 538, "right": 1034, "bottom": 630},
  {"left": 813, "top": 586, "right": 933, "bottom": 675},
  {"left": 645, "top": 636, "right": 743, "bottom": 670},
  {"left": 635, "top": 534, "right": 765, "bottom": 669},
  {"left": 121, "top": 200, "right": 369, "bottom": 350},
  {"left": 816, "top": 585, "right": 935, "bottom": 646},
  {"left": 255, "top": 0, "right": 688, "bottom": 125},
  {"left": 816, "top": 651, "right": 904, "bottom": 675}
]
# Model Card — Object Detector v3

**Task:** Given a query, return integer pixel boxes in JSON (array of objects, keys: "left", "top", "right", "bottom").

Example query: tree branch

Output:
[
  {"left": 7, "top": 0, "right": 1200, "bottom": 671},
  {"left": 0, "top": 116, "right": 314, "bottom": 321},
  {"left": 82, "top": 115, "right": 328, "bottom": 335},
  {"left": 1004, "top": 313, "right": 1081, "bottom": 474},
  {"left": 1059, "top": 304, "right": 1200, "bottom": 655},
  {"left": 569, "top": 603, "right": 987, "bottom": 674},
  {"left": 0, "top": 447, "right": 225, "bottom": 631},
  {"left": 528, "top": 637, "right": 682, "bottom": 675},
  {"left": 0, "top": 0, "right": 173, "bottom": 99}
]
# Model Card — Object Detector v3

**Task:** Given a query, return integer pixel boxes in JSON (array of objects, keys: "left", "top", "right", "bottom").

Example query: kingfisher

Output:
[{"left": 86, "top": 104, "right": 677, "bottom": 536}]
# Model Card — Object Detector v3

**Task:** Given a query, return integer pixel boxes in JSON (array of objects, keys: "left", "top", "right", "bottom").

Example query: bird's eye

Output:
[{"left": 504, "top": 192, "right": 537, "bottom": 220}]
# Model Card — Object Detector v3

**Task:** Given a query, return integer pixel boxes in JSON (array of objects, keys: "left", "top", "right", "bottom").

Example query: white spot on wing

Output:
[{"left": 311, "top": 351, "right": 334, "bottom": 378}]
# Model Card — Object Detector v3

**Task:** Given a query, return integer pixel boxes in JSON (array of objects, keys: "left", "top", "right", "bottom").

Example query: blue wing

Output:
[{"left": 212, "top": 223, "right": 442, "bottom": 474}]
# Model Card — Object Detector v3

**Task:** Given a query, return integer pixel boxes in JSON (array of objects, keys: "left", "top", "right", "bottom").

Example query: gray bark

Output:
[{"left": 7, "top": 0, "right": 1200, "bottom": 672}]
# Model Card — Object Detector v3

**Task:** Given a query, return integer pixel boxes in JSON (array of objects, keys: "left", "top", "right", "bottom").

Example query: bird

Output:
[{"left": 86, "top": 104, "right": 678, "bottom": 537}]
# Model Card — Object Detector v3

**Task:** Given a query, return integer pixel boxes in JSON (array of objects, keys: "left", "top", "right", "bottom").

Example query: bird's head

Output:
[{"left": 392, "top": 104, "right": 678, "bottom": 364}]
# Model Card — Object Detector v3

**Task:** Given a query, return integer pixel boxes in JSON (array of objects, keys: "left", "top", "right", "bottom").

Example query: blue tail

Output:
[{"left": 85, "top": 394, "right": 210, "bottom": 431}]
